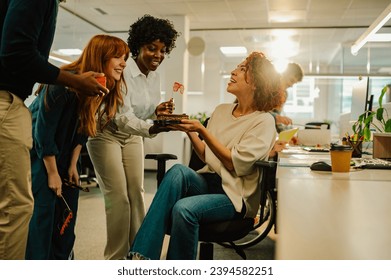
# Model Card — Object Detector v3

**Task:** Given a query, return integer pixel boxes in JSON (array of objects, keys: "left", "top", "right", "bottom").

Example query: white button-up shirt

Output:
[{"left": 114, "top": 58, "right": 162, "bottom": 138}]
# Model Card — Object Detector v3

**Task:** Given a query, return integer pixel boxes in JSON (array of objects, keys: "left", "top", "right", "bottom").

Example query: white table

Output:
[{"left": 276, "top": 150, "right": 391, "bottom": 260}]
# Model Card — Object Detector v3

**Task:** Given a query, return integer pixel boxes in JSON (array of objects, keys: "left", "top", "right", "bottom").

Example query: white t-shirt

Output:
[{"left": 198, "top": 103, "right": 276, "bottom": 218}]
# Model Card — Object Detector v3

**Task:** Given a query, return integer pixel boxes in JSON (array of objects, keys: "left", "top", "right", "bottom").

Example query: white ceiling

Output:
[{"left": 54, "top": 0, "right": 391, "bottom": 75}]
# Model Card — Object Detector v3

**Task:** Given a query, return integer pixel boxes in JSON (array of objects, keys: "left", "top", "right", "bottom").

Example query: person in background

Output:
[
  {"left": 87, "top": 14, "right": 179, "bottom": 260},
  {"left": 271, "top": 62, "right": 304, "bottom": 132},
  {"left": 128, "top": 51, "right": 283, "bottom": 260},
  {"left": 269, "top": 62, "right": 304, "bottom": 158},
  {"left": 0, "top": 0, "right": 108, "bottom": 260},
  {"left": 25, "top": 35, "right": 129, "bottom": 260}
]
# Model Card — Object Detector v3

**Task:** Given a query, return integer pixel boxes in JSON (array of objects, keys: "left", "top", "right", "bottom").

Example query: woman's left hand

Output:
[
  {"left": 170, "top": 119, "right": 202, "bottom": 132},
  {"left": 67, "top": 165, "right": 80, "bottom": 187}
]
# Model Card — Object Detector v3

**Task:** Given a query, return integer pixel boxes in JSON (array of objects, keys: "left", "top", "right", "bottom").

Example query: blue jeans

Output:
[{"left": 130, "top": 164, "right": 242, "bottom": 260}]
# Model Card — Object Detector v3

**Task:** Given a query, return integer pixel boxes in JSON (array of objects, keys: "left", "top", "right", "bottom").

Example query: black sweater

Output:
[{"left": 0, "top": 0, "right": 60, "bottom": 100}]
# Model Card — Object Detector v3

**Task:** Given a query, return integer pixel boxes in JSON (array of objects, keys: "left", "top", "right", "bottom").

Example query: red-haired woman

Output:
[{"left": 25, "top": 35, "right": 129, "bottom": 259}]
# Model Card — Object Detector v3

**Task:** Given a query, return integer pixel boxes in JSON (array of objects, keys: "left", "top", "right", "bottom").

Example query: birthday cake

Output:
[
  {"left": 155, "top": 113, "right": 189, "bottom": 125},
  {"left": 154, "top": 82, "right": 188, "bottom": 125}
]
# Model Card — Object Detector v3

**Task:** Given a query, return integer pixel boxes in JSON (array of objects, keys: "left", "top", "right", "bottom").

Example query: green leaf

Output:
[
  {"left": 378, "top": 86, "right": 388, "bottom": 108},
  {"left": 363, "top": 113, "right": 374, "bottom": 125},
  {"left": 376, "top": 108, "right": 384, "bottom": 121},
  {"left": 385, "top": 119, "right": 391, "bottom": 132},
  {"left": 363, "top": 127, "right": 371, "bottom": 141},
  {"left": 357, "top": 113, "right": 365, "bottom": 122}
]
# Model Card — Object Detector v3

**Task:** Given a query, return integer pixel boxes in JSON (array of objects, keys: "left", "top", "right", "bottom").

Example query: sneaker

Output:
[{"left": 126, "top": 251, "right": 150, "bottom": 260}]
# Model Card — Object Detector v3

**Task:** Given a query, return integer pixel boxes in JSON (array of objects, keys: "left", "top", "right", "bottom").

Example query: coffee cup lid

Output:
[{"left": 330, "top": 143, "right": 352, "bottom": 151}]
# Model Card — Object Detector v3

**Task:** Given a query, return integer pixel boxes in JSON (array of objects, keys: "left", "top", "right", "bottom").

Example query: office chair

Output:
[{"left": 145, "top": 154, "right": 277, "bottom": 260}]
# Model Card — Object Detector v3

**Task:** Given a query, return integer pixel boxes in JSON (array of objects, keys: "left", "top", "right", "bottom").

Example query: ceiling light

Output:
[
  {"left": 220, "top": 46, "right": 247, "bottom": 57},
  {"left": 368, "top": 33, "right": 391, "bottom": 42},
  {"left": 268, "top": 10, "right": 306, "bottom": 23},
  {"left": 53, "top": 48, "right": 83, "bottom": 56},
  {"left": 351, "top": 3, "right": 391, "bottom": 55},
  {"left": 49, "top": 55, "right": 71, "bottom": 64}
]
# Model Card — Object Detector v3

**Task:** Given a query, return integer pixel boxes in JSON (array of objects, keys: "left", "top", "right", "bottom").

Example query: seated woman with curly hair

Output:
[{"left": 128, "top": 51, "right": 283, "bottom": 260}]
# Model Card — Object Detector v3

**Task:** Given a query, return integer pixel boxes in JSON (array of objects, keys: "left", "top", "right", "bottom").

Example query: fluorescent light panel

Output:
[
  {"left": 220, "top": 46, "right": 247, "bottom": 57},
  {"left": 54, "top": 48, "right": 83, "bottom": 56},
  {"left": 368, "top": 33, "right": 391, "bottom": 42},
  {"left": 351, "top": 3, "right": 391, "bottom": 55},
  {"left": 49, "top": 55, "right": 71, "bottom": 64}
]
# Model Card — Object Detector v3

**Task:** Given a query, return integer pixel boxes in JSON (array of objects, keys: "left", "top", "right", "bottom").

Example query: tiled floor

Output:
[{"left": 73, "top": 170, "right": 275, "bottom": 260}]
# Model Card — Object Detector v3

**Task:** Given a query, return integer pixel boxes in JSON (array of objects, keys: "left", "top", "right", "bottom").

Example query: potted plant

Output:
[
  {"left": 349, "top": 85, "right": 390, "bottom": 157},
  {"left": 352, "top": 85, "right": 391, "bottom": 141},
  {"left": 190, "top": 111, "right": 209, "bottom": 125}
]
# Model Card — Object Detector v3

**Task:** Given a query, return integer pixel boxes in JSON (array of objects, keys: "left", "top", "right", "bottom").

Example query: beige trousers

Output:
[
  {"left": 87, "top": 130, "right": 145, "bottom": 260},
  {"left": 0, "top": 91, "right": 33, "bottom": 259}
]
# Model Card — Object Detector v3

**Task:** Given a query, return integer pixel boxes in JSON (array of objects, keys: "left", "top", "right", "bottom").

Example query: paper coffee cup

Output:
[{"left": 330, "top": 144, "right": 353, "bottom": 172}]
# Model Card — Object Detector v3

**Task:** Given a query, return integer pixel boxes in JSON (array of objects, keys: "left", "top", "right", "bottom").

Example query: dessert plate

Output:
[{"left": 153, "top": 119, "right": 182, "bottom": 126}]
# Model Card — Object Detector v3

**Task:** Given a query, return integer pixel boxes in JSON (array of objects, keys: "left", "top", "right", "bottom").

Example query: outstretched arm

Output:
[
  {"left": 176, "top": 119, "right": 235, "bottom": 171},
  {"left": 56, "top": 70, "right": 109, "bottom": 97}
]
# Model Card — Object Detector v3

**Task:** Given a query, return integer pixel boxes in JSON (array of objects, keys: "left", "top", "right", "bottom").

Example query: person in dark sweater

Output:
[
  {"left": 25, "top": 34, "right": 129, "bottom": 260},
  {"left": 0, "top": 0, "right": 108, "bottom": 260}
]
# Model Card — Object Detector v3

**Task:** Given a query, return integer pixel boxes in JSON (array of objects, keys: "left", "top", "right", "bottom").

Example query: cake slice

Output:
[{"left": 155, "top": 113, "right": 189, "bottom": 125}]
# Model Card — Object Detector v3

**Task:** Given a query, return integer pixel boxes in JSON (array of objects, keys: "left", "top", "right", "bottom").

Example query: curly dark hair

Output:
[
  {"left": 245, "top": 52, "right": 283, "bottom": 112},
  {"left": 127, "top": 14, "right": 179, "bottom": 58}
]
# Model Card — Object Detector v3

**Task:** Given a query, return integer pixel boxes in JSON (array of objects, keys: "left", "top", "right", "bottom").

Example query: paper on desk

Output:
[{"left": 278, "top": 128, "right": 299, "bottom": 142}]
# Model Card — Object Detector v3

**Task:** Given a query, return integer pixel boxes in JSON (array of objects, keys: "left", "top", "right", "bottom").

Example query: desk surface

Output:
[{"left": 276, "top": 148, "right": 391, "bottom": 260}]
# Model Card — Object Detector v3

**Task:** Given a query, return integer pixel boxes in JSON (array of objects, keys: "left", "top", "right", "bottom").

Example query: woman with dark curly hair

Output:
[
  {"left": 128, "top": 51, "right": 283, "bottom": 260},
  {"left": 87, "top": 14, "right": 180, "bottom": 260}
]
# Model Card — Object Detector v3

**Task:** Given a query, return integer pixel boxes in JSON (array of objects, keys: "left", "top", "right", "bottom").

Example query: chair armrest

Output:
[
  {"left": 255, "top": 160, "right": 277, "bottom": 168},
  {"left": 145, "top": 153, "right": 177, "bottom": 161},
  {"left": 145, "top": 153, "right": 178, "bottom": 187}
]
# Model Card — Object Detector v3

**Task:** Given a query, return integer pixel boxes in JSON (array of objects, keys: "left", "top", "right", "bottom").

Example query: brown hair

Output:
[
  {"left": 283, "top": 62, "right": 304, "bottom": 82},
  {"left": 244, "top": 52, "right": 283, "bottom": 112},
  {"left": 37, "top": 34, "right": 129, "bottom": 136}
]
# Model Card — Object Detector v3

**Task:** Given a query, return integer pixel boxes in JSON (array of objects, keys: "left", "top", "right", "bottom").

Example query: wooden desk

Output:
[{"left": 276, "top": 151, "right": 391, "bottom": 260}]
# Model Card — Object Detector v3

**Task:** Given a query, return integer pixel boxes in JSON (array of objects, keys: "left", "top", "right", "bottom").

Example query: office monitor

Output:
[{"left": 350, "top": 76, "right": 373, "bottom": 121}]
